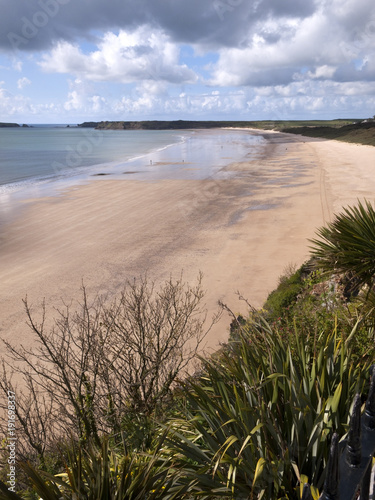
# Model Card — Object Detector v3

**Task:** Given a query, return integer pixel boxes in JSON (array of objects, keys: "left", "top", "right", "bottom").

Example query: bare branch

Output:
[{"left": 0, "top": 273, "right": 216, "bottom": 462}]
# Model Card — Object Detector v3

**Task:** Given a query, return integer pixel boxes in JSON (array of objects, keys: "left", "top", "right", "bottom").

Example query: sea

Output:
[
  {"left": 0, "top": 125, "right": 267, "bottom": 221},
  {"left": 0, "top": 125, "right": 188, "bottom": 193}
]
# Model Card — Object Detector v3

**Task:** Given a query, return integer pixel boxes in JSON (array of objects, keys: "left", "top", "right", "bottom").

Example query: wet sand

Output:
[{"left": 0, "top": 129, "right": 374, "bottom": 351}]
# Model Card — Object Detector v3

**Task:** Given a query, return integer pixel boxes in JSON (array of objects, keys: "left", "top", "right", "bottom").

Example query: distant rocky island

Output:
[
  {"left": 0, "top": 122, "right": 20, "bottom": 127},
  {"left": 0, "top": 122, "right": 29, "bottom": 128}
]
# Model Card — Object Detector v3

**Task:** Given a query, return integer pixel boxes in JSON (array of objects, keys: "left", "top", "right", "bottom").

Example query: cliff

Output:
[
  {"left": 0, "top": 122, "right": 20, "bottom": 127},
  {"left": 78, "top": 120, "right": 272, "bottom": 130},
  {"left": 77, "top": 119, "right": 362, "bottom": 132}
]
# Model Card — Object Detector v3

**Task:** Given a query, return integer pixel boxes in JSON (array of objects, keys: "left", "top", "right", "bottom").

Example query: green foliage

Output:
[
  {"left": 6, "top": 311, "right": 370, "bottom": 499},
  {"left": 78, "top": 119, "right": 360, "bottom": 132},
  {"left": 310, "top": 200, "right": 375, "bottom": 291},
  {"left": 269, "top": 267, "right": 332, "bottom": 338},
  {"left": 120, "top": 411, "right": 158, "bottom": 452},
  {"left": 262, "top": 265, "right": 330, "bottom": 346},
  {"left": 0, "top": 434, "right": 188, "bottom": 500},
  {"left": 263, "top": 267, "right": 304, "bottom": 320},
  {"left": 284, "top": 121, "right": 375, "bottom": 147},
  {"left": 262, "top": 260, "right": 374, "bottom": 363},
  {"left": 167, "top": 317, "right": 372, "bottom": 499},
  {"left": 5, "top": 200, "right": 375, "bottom": 498}
]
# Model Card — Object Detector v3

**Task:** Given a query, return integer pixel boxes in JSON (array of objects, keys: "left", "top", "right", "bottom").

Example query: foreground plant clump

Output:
[
  {"left": 1, "top": 314, "right": 372, "bottom": 499},
  {"left": 0, "top": 275, "right": 218, "bottom": 477},
  {"left": 1, "top": 200, "right": 375, "bottom": 499}
]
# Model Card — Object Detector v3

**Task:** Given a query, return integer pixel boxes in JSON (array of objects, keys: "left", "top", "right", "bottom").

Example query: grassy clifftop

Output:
[
  {"left": 0, "top": 122, "right": 20, "bottom": 127},
  {"left": 77, "top": 118, "right": 375, "bottom": 146},
  {"left": 79, "top": 119, "right": 269, "bottom": 130},
  {"left": 283, "top": 120, "right": 375, "bottom": 146},
  {"left": 77, "top": 118, "right": 360, "bottom": 131}
]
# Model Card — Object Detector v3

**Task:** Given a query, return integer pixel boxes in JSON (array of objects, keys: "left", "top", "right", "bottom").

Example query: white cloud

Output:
[
  {"left": 1, "top": 78, "right": 374, "bottom": 123},
  {"left": 12, "top": 60, "right": 23, "bottom": 72},
  {"left": 64, "top": 90, "right": 83, "bottom": 111},
  {"left": 62, "top": 78, "right": 109, "bottom": 113},
  {"left": 136, "top": 80, "right": 168, "bottom": 97},
  {"left": 209, "top": 2, "right": 375, "bottom": 88},
  {"left": 17, "top": 76, "right": 31, "bottom": 89},
  {"left": 0, "top": 86, "right": 36, "bottom": 116},
  {"left": 39, "top": 27, "right": 197, "bottom": 85},
  {"left": 306, "top": 66, "right": 337, "bottom": 80},
  {"left": 91, "top": 95, "right": 107, "bottom": 113},
  {"left": 1, "top": 0, "right": 374, "bottom": 122}
]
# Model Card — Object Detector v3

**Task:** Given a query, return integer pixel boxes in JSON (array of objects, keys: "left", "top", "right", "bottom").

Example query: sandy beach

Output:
[{"left": 0, "top": 129, "right": 374, "bottom": 351}]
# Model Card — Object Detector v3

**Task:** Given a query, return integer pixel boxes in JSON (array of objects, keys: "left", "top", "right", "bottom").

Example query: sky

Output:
[{"left": 0, "top": 0, "right": 375, "bottom": 123}]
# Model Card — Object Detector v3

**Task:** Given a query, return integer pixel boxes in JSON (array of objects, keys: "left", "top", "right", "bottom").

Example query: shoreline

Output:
[
  {"left": 0, "top": 128, "right": 262, "bottom": 227},
  {"left": 0, "top": 129, "right": 191, "bottom": 215},
  {"left": 0, "top": 129, "right": 374, "bottom": 351}
]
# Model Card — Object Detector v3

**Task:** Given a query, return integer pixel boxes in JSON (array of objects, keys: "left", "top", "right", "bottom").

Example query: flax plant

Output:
[
  {"left": 168, "top": 315, "right": 372, "bottom": 499},
  {"left": 310, "top": 200, "right": 375, "bottom": 293},
  {"left": 0, "top": 433, "right": 188, "bottom": 500}
]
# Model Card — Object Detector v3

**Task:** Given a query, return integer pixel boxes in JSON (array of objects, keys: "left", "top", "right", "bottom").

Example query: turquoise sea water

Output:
[
  {"left": 0, "top": 126, "right": 186, "bottom": 193},
  {"left": 0, "top": 126, "right": 267, "bottom": 224}
]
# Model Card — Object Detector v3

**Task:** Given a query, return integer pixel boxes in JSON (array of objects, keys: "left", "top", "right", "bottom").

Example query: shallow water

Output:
[
  {"left": 0, "top": 128, "right": 267, "bottom": 224},
  {"left": 94, "top": 129, "right": 266, "bottom": 181},
  {"left": 0, "top": 126, "right": 186, "bottom": 191}
]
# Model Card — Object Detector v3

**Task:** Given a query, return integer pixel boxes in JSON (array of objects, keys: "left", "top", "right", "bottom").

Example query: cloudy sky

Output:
[{"left": 0, "top": 0, "right": 374, "bottom": 123}]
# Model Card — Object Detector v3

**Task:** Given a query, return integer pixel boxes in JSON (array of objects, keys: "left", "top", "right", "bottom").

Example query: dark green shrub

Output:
[
  {"left": 167, "top": 316, "right": 373, "bottom": 499},
  {"left": 263, "top": 266, "right": 304, "bottom": 320}
]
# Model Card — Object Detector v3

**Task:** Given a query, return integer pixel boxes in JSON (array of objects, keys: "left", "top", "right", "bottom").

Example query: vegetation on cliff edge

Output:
[{"left": 1, "top": 200, "right": 375, "bottom": 499}]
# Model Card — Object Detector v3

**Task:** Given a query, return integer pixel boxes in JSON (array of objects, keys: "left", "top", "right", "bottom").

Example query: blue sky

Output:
[{"left": 0, "top": 0, "right": 374, "bottom": 123}]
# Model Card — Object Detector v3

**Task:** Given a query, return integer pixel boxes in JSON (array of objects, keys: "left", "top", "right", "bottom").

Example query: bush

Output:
[
  {"left": 310, "top": 200, "right": 375, "bottom": 293},
  {"left": 0, "top": 433, "right": 190, "bottom": 500},
  {"left": 0, "top": 274, "right": 217, "bottom": 465},
  {"left": 263, "top": 265, "right": 305, "bottom": 321},
  {"left": 167, "top": 315, "right": 373, "bottom": 499}
]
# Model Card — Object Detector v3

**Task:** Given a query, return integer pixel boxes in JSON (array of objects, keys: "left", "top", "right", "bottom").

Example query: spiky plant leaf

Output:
[
  {"left": 167, "top": 315, "right": 371, "bottom": 499},
  {"left": 310, "top": 200, "right": 375, "bottom": 290}
]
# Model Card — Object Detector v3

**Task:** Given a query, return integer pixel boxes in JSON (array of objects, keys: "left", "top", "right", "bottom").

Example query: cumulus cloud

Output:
[
  {"left": 209, "top": 2, "right": 375, "bottom": 88},
  {"left": 0, "top": 0, "right": 318, "bottom": 52},
  {"left": 63, "top": 90, "right": 82, "bottom": 111},
  {"left": 39, "top": 27, "right": 197, "bottom": 84},
  {"left": 0, "top": 0, "right": 375, "bottom": 121},
  {"left": 62, "top": 78, "right": 107, "bottom": 113},
  {"left": 63, "top": 91, "right": 107, "bottom": 113},
  {"left": 112, "top": 84, "right": 375, "bottom": 120},
  {"left": 2, "top": 0, "right": 375, "bottom": 91},
  {"left": 17, "top": 76, "right": 31, "bottom": 89},
  {"left": 1, "top": 77, "right": 374, "bottom": 122},
  {"left": 0, "top": 85, "right": 36, "bottom": 116},
  {"left": 12, "top": 60, "right": 23, "bottom": 71}
]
